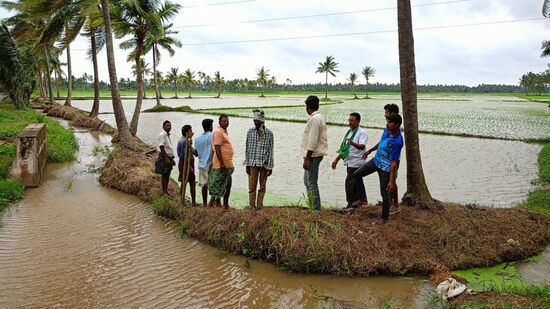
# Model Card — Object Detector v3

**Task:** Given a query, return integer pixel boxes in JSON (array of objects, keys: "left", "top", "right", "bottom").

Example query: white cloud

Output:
[{"left": 1, "top": 0, "right": 548, "bottom": 86}]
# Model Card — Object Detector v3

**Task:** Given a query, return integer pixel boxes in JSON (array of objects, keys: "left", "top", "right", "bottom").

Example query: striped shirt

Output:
[{"left": 243, "top": 126, "right": 274, "bottom": 170}]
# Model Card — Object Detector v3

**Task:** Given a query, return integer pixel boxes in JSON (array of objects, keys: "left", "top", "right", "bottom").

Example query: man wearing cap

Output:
[
  {"left": 244, "top": 109, "right": 274, "bottom": 210},
  {"left": 302, "top": 95, "right": 328, "bottom": 212}
]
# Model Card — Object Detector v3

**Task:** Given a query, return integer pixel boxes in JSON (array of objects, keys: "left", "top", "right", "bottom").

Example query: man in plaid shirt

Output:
[{"left": 243, "top": 109, "right": 274, "bottom": 210}]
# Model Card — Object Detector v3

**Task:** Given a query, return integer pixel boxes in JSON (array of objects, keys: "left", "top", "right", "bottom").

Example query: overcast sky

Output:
[{"left": 1, "top": 0, "right": 549, "bottom": 86}]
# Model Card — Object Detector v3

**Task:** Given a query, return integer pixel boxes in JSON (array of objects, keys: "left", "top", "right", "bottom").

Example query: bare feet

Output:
[{"left": 351, "top": 199, "right": 368, "bottom": 208}]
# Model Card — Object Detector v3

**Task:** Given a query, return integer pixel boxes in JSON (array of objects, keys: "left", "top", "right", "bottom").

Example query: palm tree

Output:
[
  {"left": 82, "top": 2, "right": 105, "bottom": 117},
  {"left": 361, "top": 66, "right": 375, "bottom": 99},
  {"left": 256, "top": 66, "right": 270, "bottom": 97},
  {"left": 213, "top": 71, "right": 224, "bottom": 98},
  {"left": 145, "top": 23, "right": 181, "bottom": 106},
  {"left": 316, "top": 55, "right": 339, "bottom": 99},
  {"left": 542, "top": 1, "right": 550, "bottom": 57},
  {"left": 348, "top": 73, "right": 358, "bottom": 99},
  {"left": 180, "top": 69, "right": 196, "bottom": 98},
  {"left": 2, "top": 1, "right": 55, "bottom": 103},
  {"left": 100, "top": 0, "right": 133, "bottom": 148},
  {"left": 0, "top": 24, "right": 35, "bottom": 109},
  {"left": 397, "top": 0, "right": 437, "bottom": 208},
  {"left": 111, "top": 0, "right": 180, "bottom": 135},
  {"left": 166, "top": 67, "right": 179, "bottom": 98}
]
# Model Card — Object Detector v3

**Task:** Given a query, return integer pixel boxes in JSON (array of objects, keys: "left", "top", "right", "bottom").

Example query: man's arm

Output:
[
  {"left": 304, "top": 118, "right": 319, "bottom": 170},
  {"left": 387, "top": 160, "right": 398, "bottom": 193},
  {"left": 331, "top": 155, "right": 341, "bottom": 169},
  {"left": 363, "top": 142, "right": 379, "bottom": 159},
  {"left": 215, "top": 145, "right": 225, "bottom": 169},
  {"left": 266, "top": 131, "right": 274, "bottom": 176}
]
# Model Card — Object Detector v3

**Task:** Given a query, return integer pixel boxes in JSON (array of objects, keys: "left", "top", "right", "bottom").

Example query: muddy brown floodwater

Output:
[{"left": 0, "top": 128, "right": 433, "bottom": 308}]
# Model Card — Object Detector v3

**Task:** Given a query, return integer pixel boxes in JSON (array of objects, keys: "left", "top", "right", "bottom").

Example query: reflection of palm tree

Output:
[
  {"left": 100, "top": 0, "right": 134, "bottom": 148},
  {"left": 316, "top": 56, "right": 339, "bottom": 99},
  {"left": 112, "top": 0, "right": 180, "bottom": 135},
  {"left": 256, "top": 66, "right": 270, "bottom": 97},
  {"left": 397, "top": 0, "right": 436, "bottom": 207},
  {"left": 145, "top": 23, "right": 181, "bottom": 106},
  {"left": 361, "top": 66, "right": 375, "bottom": 99},
  {"left": 166, "top": 67, "right": 179, "bottom": 98},
  {"left": 181, "top": 69, "right": 196, "bottom": 98},
  {"left": 348, "top": 73, "right": 358, "bottom": 99},
  {"left": 213, "top": 71, "right": 224, "bottom": 98}
]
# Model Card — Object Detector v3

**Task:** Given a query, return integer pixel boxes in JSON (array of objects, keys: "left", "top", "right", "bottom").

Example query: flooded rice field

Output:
[
  {"left": 0, "top": 129, "right": 430, "bottom": 308},
  {"left": 97, "top": 111, "right": 540, "bottom": 208}
]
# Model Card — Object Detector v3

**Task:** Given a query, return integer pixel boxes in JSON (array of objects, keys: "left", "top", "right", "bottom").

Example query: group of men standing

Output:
[{"left": 156, "top": 95, "right": 404, "bottom": 223}]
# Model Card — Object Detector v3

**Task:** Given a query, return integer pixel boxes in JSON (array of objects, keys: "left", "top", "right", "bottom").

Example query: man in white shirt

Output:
[
  {"left": 157, "top": 120, "right": 175, "bottom": 196},
  {"left": 331, "top": 112, "right": 367, "bottom": 208},
  {"left": 301, "top": 95, "right": 328, "bottom": 211}
]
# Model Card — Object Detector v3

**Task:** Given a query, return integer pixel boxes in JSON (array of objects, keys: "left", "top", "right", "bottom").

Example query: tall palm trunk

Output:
[
  {"left": 397, "top": 0, "right": 438, "bottom": 208},
  {"left": 44, "top": 46, "right": 54, "bottom": 103},
  {"left": 365, "top": 79, "right": 369, "bottom": 98},
  {"left": 129, "top": 36, "right": 145, "bottom": 136},
  {"left": 37, "top": 69, "right": 45, "bottom": 98},
  {"left": 152, "top": 45, "right": 161, "bottom": 106},
  {"left": 101, "top": 0, "right": 133, "bottom": 148},
  {"left": 54, "top": 70, "right": 60, "bottom": 98},
  {"left": 325, "top": 72, "right": 328, "bottom": 99},
  {"left": 89, "top": 32, "right": 100, "bottom": 117},
  {"left": 64, "top": 38, "right": 73, "bottom": 106},
  {"left": 173, "top": 81, "right": 178, "bottom": 98}
]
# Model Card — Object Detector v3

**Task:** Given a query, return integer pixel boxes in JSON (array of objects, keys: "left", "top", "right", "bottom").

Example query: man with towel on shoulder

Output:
[{"left": 331, "top": 112, "right": 367, "bottom": 208}]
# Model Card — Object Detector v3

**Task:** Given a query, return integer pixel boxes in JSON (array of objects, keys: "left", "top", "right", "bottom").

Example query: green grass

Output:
[
  {"left": 539, "top": 143, "right": 550, "bottom": 183},
  {"left": 454, "top": 262, "right": 527, "bottom": 292},
  {"left": 0, "top": 179, "right": 24, "bottom": 214},
  {"left": 523, "top": 143, "right": 550, "bottom": 216},
  {"left": 0, "top": 103, "right": 79, "bottom": 217}
]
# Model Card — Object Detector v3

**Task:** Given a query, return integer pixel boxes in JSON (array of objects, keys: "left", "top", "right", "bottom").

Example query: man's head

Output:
[
  {"left": 386, "top": 113, "right": 402, "bottom": 132},
  {"left": 181, "top": 124, "right": 192, "bottom": 137},
  {"left": 348, "top": 112, "right": 361, "bottom": 129},
  {"left": 384, "top": 104, "right": 400, "bottom": 117},
  {"left": 304, "top": 95, "right": 320, "bottom": 115},
  {"left": 163, "top": 120, "right": 171, "bottom": 133},
  {"left": 202, "top": 118, "right": 213, "bottom": 132},
  {"left": 219, "top": 114, "right": 229, "bottom": 130},
  {"left": 252, "top": 109, "right": 265, "bottom": 129}
]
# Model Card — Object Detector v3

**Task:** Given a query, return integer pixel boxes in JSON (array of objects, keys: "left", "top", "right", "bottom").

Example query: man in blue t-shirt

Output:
[
  {"left": 353, "top": 113, "right": 404, "bottom": 223},
  {"left": 194, "top": 119, "right": 214, "bottom": 207}
]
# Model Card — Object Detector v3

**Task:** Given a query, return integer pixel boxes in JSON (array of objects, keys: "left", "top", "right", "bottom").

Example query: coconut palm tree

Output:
[
  {"left": 111, "top": 0, "right": 180, "bottom": 135},
  {"left": 0, "top": 23, "right": 35, "bottom": 109},
  {"left": 256, "top": 66, "right": 270, "bottom": 97},
  {"left": 82, "top": 2, "right": 105, "bottom": 117},
  {"left": 348, "top": 73, "right": 358, "bottom": 99},
  {"left": 166, "top": 67, "right": 179, "bottom": 98},
  {"left": 145, "top": 23, "right": 181, "bottom": 106},
  {"left": 361, "top": 66, "right": 375, "bottom": 99},
  {"left": 542, "top": 1, "right": 550, "bottom": 57},
  {"left": 397, "top": 0, "right": 437, "bottom": 208},
  {"left": 180, "top": 69, "right": 196, "bottom": 98},
  {"left": 213, "top": 71, "right": 224, "bottom": 98},
  {"left": 316, "top": 55, "right": 339, "bottom": 99},
  {"left": 100, "top": 0, "right": 133, "bottom": 148}
]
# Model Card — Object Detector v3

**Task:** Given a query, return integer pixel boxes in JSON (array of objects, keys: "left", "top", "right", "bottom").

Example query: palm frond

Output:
[{"left": 543, "top": 0, "right": 550, "bottom": 17}]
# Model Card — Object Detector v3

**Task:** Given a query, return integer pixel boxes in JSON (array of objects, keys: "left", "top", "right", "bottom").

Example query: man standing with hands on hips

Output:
[{"left": 301, "top": 95, "right": 328, "bottom": 212}]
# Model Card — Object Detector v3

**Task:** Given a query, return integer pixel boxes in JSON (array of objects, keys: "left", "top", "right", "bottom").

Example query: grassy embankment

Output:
[{"left": 0, "top": 103, "right": 78, "bottom": 216}]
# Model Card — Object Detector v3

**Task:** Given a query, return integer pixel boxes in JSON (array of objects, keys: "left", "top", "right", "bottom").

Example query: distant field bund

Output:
[
  {"left": 49, "top": 89, "right": 550, "bottom": 102},
  {"left": 198, "top": 95, "right": 550, "bottom": 141}
]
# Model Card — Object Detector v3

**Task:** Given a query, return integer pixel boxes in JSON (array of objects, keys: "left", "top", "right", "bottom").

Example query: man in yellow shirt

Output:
[{"left": 301, "top": 96, "right": 328, "bottom": 211}]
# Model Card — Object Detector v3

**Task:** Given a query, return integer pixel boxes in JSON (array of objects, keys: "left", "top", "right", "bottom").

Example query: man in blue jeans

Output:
[
  {"left": 301, "top": 95, "right": 328, "bottom": 211},
  {"left": 353, "top": 113, "right": 404, "bottom": 223}
]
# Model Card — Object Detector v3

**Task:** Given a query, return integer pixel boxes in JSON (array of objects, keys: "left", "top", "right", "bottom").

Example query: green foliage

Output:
[
  {"left": 526, "top": 189, "right": 550, "bottom": 216},
  {"left": 151, "top": 195, "right": 178, "bottom": 219},
  {"left": 0, "top": 24, "right": 36, "bottom": 109},
  {"left": 454, "top": 262, "right": 526, "bottom": 292},
  {"left": 0, "top": 179, "right": 24, "bottom": 213},
  {"left": 43, "top": 118, "right": 78, "bottom": 162},
  {"left": 0, "top": 144, "right": 16, "bottom": 179},
  {"left": 539, "top": 144, "right": 550, "bottom": 183}
]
